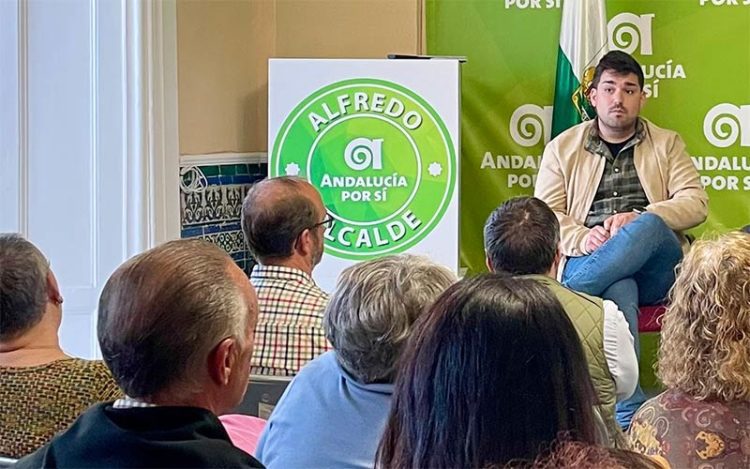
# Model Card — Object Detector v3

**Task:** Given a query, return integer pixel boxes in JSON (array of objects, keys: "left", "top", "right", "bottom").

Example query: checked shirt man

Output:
[
  {"left": 242, "top": 177, "right": 333, "bottom": 376},
  {"left": 249, "top": 265, "right": 329, "bottom": 376}
]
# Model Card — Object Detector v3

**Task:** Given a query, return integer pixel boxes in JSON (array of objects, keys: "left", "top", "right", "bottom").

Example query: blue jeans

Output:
[{"left": 561, "top": 213, "right": 683, "bottom": 429}]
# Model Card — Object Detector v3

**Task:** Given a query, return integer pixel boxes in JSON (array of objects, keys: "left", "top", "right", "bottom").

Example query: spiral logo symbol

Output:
[
  {"left": 343, "top": 137, "right": 384, "bottom": 171},
  {"left": 703, "top": 103, "right": 750, "bottom": 148},
  {"left": 608, "top": 13, "right": 654, "bottom": 56},
  {"left": 509, "top": 104, "right": 553, "bottom": 147}
]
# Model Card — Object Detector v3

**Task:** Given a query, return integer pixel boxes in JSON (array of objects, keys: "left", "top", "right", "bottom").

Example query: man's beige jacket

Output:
[{"left": 535, "top": 119, "right": 708, "bottom": 257}]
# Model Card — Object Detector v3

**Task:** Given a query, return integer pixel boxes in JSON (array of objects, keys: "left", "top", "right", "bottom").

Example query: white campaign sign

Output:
[{"left": 268, "top": 59, "right": 461, "bottom": 292}]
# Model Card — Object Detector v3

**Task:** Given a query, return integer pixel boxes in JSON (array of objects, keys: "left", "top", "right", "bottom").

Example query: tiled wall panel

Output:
[{"left": 179, "top": 162, "right": 267, "bottom": 276}]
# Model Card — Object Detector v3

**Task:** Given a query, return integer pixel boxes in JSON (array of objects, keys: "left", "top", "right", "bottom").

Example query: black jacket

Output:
[{"left": 15, "top": 403, "right": 264, "bottom": 468}]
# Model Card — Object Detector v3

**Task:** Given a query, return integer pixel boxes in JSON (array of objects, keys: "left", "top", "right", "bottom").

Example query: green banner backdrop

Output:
[{"left": 427, "top": 0, "right": 750, "bottom": 275}]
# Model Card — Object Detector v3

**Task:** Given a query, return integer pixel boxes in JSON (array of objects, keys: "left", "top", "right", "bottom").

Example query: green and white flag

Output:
[{"left": 551, "top": 0, "right": 608, "bottom": 138}]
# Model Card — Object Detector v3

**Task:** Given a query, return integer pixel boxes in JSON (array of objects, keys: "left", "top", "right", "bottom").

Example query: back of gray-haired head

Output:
[
  {"left": 324, "top": 254, "right": 456, "bottom": 384},
  {"left": 98, "top": 239, "right": 249, "bottom": 399},
  {"left": 241, "top": 177, "right": 320, "bottom": 263},
  {"left": 0, "top": 234, "right": 50, "bottom": 341}
]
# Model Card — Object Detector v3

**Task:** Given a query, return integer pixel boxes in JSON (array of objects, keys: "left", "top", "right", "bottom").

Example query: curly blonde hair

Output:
[{"left": 658, "top": 232, "right": 750, "bottom": 401}]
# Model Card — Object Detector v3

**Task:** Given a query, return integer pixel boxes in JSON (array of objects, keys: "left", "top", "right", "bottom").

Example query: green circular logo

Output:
[{"left": 271, "top": 78, "right": 456, "bottom": 260}]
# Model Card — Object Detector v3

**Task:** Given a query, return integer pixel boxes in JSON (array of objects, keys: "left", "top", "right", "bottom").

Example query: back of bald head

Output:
[
  {"left": 241, "top": 177, "right": 320, "bottom": 263},
  {"left": 97, "top": 239, "right": 252, "bottom": 399}
]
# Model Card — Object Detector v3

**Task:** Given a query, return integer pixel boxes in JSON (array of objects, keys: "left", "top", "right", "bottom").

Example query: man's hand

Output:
[
  {"left": 603, "top": 212, "right": 640, "bottom": 237},
  {"left": 585, "top": 225, "right": 610, "bottom": 253}
]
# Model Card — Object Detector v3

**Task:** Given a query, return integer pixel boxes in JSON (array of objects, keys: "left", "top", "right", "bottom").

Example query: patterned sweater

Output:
[{"left": 0, "top": 358, "right": 122, "bottom": 458}]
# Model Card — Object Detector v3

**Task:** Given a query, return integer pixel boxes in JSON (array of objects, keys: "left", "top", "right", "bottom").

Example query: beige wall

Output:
[{"left": 177, "top": 0, "right": 422, "bottom": 156}]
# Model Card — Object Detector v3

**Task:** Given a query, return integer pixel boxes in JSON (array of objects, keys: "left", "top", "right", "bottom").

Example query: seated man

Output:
[
  {"left": 255, "top": 254, "right": 456, "bottom": 468},
  {"left": 535, "top": 50, "right": 708, "bottom": 425},
  {"left": 242, "top": 177, "right": 331, "bottom": 376},
  {"left": 16, "top": 240, "right": 263, "bottom": 468},
  {"left": 484, "top": 196, "right": 638, "bottom": 444}
]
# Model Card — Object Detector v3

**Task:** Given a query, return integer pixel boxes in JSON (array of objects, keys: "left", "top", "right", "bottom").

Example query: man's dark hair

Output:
[
  {"left": 484, "top": 197, "right": 559, "bottom": 275},
  {"left": 241, "top": 177, "right": 319, "bottom": 263},
  {"left": 741, "top": 224, "right": 750, "bottom": 234},
  {"left": 591, "top": 50, "right": 644, "bottom": 89},
  {"left": 0, "top": 234, "right": 50, "bottom": 341}
]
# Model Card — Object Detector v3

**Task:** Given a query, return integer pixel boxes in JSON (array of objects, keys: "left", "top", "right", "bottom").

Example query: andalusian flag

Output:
[{"left": 551, "top": 0, "right": 609, "bottom": 139}]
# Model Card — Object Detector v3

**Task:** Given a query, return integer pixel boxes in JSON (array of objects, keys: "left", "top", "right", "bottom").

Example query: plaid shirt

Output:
[
  {"left": 584, "top": 119, "right": 650, "bottom": 228},
  {"left": 250, "top": 265, "right": 331, "bottom": 376}
]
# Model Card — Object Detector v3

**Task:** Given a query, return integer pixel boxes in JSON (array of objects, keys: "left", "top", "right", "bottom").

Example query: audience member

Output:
[
  {"left": 629, "top": 232, "right": 750, "bottom": 468},
  {"left": 241, "top": 176, "right": 331, "bottom": 376},
  {"left": 0, "top": 234, "right": 121, "bottom": 458},
  {"left": 15, "top": 239, "right": 263, "bottom": 468},
  {"left": 484, "top": 196, "right": 637, "bottom": 443},
  {"left": 377, "top": 274, "right": 599, "bottom": 468},
  {"left": 256, "top": 254, "right": 456, "bottom": 468},
  {"left": 535, "top": 50, "right": 708, "bottom": 426}
]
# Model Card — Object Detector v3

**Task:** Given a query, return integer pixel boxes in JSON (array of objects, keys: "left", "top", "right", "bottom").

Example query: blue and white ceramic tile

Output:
[{"left": 179, "top": 162, "right": 267, "bottom": 277}]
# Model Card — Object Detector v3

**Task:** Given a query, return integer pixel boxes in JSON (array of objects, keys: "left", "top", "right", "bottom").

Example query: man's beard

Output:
[
  {"left": 599, "top": 107, "right": 636, "bottom": 132},
  {"left": 311, "top": 233, "right": 324, "bottom": 266}
]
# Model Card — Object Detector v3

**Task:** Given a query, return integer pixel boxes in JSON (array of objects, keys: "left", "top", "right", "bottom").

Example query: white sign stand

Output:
[{"left": 269, "top": 59, "right": 461, "bottom": 292}]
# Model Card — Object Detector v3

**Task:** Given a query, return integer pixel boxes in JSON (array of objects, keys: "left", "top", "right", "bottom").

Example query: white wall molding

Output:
[
  {"left": 180, "top": 152, "right": 269, "bottom": 167},
  {"left": 88, "top": 0, "right": 99, "bottom": 286},
  {"left": 145, "top": 0, "right": 181, "bottom": 247},
  {"left": 124, "top": 0, "right": 147, "bottom": 256},
  {"left": 0, "top": 0, "right": 19, "bottom": 233},
  {"left": 17, "top": 0, "right": 29, "bottom": 235},
  {"left": 0, "top": 0, "right": 26, "bottom": 234},
  {"left": 123, "top": 0, "right": 181, "bottom": 255}
]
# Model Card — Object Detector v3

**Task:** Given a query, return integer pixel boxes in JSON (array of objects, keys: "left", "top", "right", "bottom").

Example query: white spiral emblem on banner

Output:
[
  {"left": 343, "top": 137, "right": 384, "bottom": 171},
  {"left": 703, "top": 103, "right": 750, "bottom": 148},
  {"left": 608, "top": 13, "right": 654, "bottom": 56},
  {"left": 509, "top": 104, "right": 553, "bottom": 148}
]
